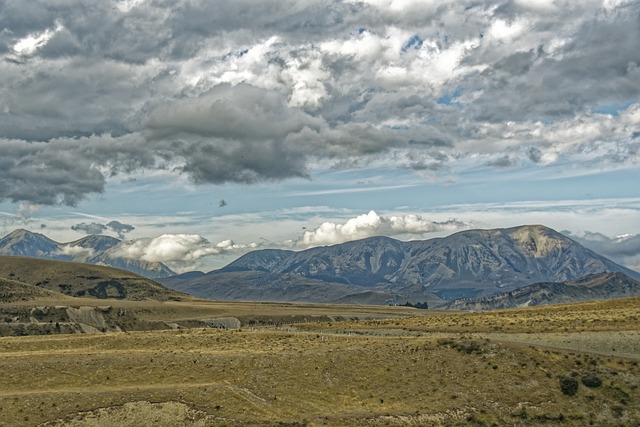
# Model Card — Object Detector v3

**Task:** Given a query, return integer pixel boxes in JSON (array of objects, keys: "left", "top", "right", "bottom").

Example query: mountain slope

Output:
[
  {"left": 219, "top": 249, "right": 296, "bottom": 273},
  {"left": 0, "top": 229, "right": 64, "bottom": 259},
  {"left": 0, "top": 230, "right": 175, "bottom": 279},
  {"left": 163, "top": 225, "right": 640, "bottom": 305},
  {"left": 444, "top": 272, "right": 640, "bottom": 310},
  {"left": 166, "top": 269, "right": 410, "bottom": 305},
  {"left": 0, "top": 276, "right": 67, "bottom": 303},
  {"left": 0, "top": 256, "right": 186, "bottom": 301},
  {"left": 388, "top": 225, "right": 638, "bottom": 299}
]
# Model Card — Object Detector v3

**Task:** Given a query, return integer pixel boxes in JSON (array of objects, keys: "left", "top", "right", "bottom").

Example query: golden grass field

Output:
[{"left": 0, "top": 297, "right": 639, "bottom": 426}]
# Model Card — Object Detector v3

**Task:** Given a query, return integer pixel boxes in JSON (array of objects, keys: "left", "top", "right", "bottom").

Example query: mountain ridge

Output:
[
  {"left": 0, "top": 256, "right": 185, "bottom": 301},
  {"left": 444, "top": 271, "right": 640, "bottom": 310},
  {"left": 160, "top": 224, "right": 640, "bottom": 306},
  {"left": 0, "top": 229, "right": 175, "bottom": 279}
]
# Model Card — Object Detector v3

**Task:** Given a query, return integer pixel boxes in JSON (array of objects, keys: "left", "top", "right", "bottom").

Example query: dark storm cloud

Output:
[{"left": 0, "top": 0, "right": 639, "bottom": 205}]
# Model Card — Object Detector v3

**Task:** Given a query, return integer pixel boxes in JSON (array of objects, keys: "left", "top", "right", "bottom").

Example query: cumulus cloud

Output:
[
  {"left": 300, "top": 210, "right": 472, "bottom": 246},
  {"left": 0, "top": 0, "right": 639, "bottom": 205},
  {"left": 114, "top": 234, "right": 218, "bottom": 263},
  {"left": 57, "top": 244, "right": 95, "bottom": 260}
]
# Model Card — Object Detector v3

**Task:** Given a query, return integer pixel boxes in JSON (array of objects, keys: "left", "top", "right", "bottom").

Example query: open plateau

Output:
[{"left": 0, "top": 225, "right": 639, "bottom": 426}]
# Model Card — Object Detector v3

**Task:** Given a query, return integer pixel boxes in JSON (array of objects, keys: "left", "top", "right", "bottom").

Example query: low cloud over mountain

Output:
[{"left": 565, "top": 231, "right": 640, "bottom": 272}]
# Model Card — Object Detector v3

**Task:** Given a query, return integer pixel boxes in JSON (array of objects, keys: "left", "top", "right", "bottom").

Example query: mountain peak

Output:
[
  {"left": 5, "top": 228, "right": 41, "bottom": 238},
  {"left": 0, "top": 228, "right": 61, "bottom": 258},
  {"left": 506, "top": 224, "right": 571, "bottom": 258}
]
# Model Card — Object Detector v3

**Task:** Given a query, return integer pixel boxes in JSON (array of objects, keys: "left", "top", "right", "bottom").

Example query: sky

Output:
[{"left": 0, "top": 0, "right": 639, "bottom": 273}]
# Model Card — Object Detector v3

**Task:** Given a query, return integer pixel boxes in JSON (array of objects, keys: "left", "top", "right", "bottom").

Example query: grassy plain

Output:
[{"left": 0, "top": 298, "right": 639, "bottom": 426}]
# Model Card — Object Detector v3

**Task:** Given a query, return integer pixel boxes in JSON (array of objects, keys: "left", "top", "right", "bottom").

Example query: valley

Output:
[
  {"left": 0, "top": 297, "right": 638, "bottom": 426},
  {"left": 1, "top": 226, "right": 639, "bottom": 425}
]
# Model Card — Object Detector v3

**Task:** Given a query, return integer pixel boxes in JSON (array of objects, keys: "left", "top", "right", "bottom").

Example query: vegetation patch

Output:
[{"left": 559, "top": 377, "right": 579, "bottom": 396}]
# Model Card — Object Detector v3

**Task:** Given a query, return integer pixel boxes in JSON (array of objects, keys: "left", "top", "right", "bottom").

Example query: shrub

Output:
[
  {"left": 581, "top": 373, "right": 602, "bottom": 388},
  {"left": 560, "top": 377, "right": 579, "bottom": 396}
]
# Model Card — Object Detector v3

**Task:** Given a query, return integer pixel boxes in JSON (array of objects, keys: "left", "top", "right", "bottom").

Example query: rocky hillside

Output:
[
  {"left": 445, "top": 272, "right": 640, "bottom": 311},
  {"left": 0, "top": 230, "right": 175, "bottom": 278},
  {"left": 161, "top": 225, "right": 640, "bottom": 305},
  {"left": 0, "top": 256, "right": 186, "bottom": 301}
]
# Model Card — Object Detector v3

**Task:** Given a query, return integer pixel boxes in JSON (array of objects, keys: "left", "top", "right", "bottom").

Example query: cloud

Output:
[
  {"left": 106, "top": 220, "right": 135, "bottom": 239},
  {"left": 114, "top": 234, "right": 218, "bottom": 263},
  {"left": 1, "top": 0, "right": 639, "bottom": 206},
  {"left": 564, "top": 231, "right": 640, "bottom": 272},
  {"left": 71, "top": 222, "right": 107, "bottom": 235},
  {"left": 71, "top": 219, "right": 135, "bottom": 239},
  {"left": 57, "top": 244, "right": 95, "bottom": 260},
  {"left": 144, "top": 83, "right": 323, "bottom": 184},
  {"left": 215, "top": 239, "right": 258, "bottom": 252},
  {"left": 300, "top": 210, "right": 472, "bottom": 246},
  {"left": 486, "top": 155, "right": 516, "bottom": 168},
  {"left": 0, "top": 202, "right": 40, "bottom": 231}
]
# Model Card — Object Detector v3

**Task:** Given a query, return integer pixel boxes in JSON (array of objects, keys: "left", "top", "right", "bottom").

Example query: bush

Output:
[
  {"left": 581, "top": 373, "right": 602, "bottom": 388},
  {"left": 560, "top": 377, "right": 579, "bottom": 396}
]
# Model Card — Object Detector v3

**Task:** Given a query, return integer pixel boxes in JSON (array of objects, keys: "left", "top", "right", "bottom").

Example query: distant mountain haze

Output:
[
  {"left": 160, "top": 225, "right": 640, "bottom": 306},
  {"left": 0, "top": 229, "right": 175, "bottom": 278}
]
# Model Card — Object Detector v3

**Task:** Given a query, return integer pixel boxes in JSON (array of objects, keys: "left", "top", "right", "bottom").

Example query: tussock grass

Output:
[{"left": 0, "top": 298, "right": 638, "bottom": 426}]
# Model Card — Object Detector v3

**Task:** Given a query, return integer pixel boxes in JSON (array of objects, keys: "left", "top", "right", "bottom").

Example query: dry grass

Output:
[
  {"left": 0, "top": 298, "right": 639, "bottom": 426},
  {"left": 0, "top": 257, "right": 185, "bottom": 301}
]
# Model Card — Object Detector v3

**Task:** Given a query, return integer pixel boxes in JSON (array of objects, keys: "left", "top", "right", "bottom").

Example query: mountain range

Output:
[
  {"left": 0, "top": 229, "right": 175, "bottom": 279},
  {"left": 3, "top": 225, "right": 639, "bottom": 308},
  {"left": 159, "top": 225, "right": 640, "bottom": 307},
  {"left": 444, "top": 271, "right": 640, "bottom": 311}
]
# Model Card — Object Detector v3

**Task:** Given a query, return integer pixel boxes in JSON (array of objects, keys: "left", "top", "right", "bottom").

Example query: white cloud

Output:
[
  {"left": 57, "top": 245, "right": 95, "bottom": 260},
  {"left": 215, "top": 239, "right": 258, "bottom": 251},
  {"left": 114, "top": 234, "right": 218, "bottom": 263},
  {"left": 488, "top": 19, "right": 527, "bottom": 42},
  {"left": 300, "top": 210, "right": 471, "bottom": 246},
  {"left": 12, "top": 22, "right": 63, "bottom": 58}
]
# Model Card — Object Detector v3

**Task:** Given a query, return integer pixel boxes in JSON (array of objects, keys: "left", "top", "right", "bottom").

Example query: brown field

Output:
[{"left": 0, "top": 298, "right": 639, "bottom": 426}]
